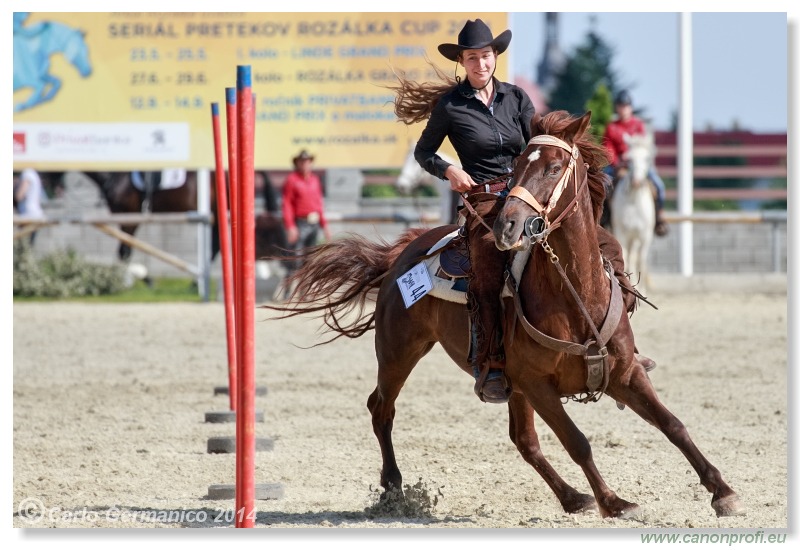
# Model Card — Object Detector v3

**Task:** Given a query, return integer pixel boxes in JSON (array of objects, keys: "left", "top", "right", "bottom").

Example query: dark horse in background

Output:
[
  {"left": 38, "top": 171, "right": 287, "bottom": 265},
  {"left": 264, "top": 111, "right": 742, "bottom": 519},
  {"left": 80, "top": 171, "right": 215, "bottom": 262}
]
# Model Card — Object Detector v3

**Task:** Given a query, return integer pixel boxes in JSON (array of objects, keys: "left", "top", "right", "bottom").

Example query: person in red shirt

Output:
[
  {"left": 603, "top": 90, "right": 669, "bottom": 236},
  {"left": 281, "top": 149, "right": 332, "bottom": 281}
]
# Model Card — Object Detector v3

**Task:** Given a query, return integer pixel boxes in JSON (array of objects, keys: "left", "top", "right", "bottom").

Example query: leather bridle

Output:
[{"left": 506, "top": 134, "right": 588, "bottom": 239}]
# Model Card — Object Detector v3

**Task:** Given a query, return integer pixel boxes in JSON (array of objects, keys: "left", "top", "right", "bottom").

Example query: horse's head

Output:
[
  {"left": 62, "top": 26, "right": 92, "bottom": 78},
  {"left": 622, "top": 133, "right": 655, "bottom": 189},
  {"left": 494, "top": 111, "right": 603, "bottom": 251}
]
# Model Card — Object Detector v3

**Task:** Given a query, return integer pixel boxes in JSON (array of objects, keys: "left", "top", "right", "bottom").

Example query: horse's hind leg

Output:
[
  {"left": 507, "top": 394, "right": 596, "bottom": 514},
  {"left": 15, "top": 83, "right": 47, "bottom": 112},
  {"left": 608, "top": 365, "right": 744, "bottom": 517},
  {"left": 366, "top": 315, "right": 435, "bottom": 495}
]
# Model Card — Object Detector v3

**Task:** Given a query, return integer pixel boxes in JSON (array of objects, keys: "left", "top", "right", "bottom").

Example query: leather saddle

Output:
[{"left": 437, "top": 235, "right": 470, "bottom": 279}]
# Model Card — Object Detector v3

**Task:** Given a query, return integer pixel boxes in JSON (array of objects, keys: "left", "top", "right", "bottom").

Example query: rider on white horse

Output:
[{"left": 603, "top": 90, "right": 669, "bottom": 237}]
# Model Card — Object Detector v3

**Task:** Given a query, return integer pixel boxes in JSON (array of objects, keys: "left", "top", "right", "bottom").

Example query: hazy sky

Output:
[{"left": 509, "top": 11, "right": 788, "bottom": 133}]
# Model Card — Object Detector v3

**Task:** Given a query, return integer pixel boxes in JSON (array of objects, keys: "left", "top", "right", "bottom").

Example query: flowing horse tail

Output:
[{"left": 262, "top": 228, "right": 427, "bottom": 342}]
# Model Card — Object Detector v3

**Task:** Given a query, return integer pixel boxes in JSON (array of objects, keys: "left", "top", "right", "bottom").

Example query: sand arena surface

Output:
[{"left": 12, "top": 280, "right": 788, "bottom": 532}]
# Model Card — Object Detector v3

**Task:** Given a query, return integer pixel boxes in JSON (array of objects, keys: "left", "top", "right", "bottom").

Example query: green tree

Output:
[
  {"left": 585, "top": 83, "right": 614, "bottom": 140},
  {"left": 548, "top": 27, "right": 620, "bottom": 118}
]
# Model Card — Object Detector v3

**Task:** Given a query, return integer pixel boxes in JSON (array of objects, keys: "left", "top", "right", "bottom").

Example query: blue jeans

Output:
[
  {"left": 648, "top": 168, "right": 666, "bottom": 211},
  {"left": 286, "top": 220, "right": 320, "bottom": 275}
]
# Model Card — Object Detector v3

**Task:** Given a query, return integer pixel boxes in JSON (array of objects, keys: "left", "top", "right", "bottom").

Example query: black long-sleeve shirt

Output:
[{"left": 414, "top": 78, "right": 535, "bottom": 184}]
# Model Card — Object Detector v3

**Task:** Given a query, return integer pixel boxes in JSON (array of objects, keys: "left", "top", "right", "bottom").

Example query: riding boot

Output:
[
  {"left": 654, "top": 206, "right": 669, "bottom": 237},
  {"left": 464, "top": 192, "right": 512, "bottom": 404}
]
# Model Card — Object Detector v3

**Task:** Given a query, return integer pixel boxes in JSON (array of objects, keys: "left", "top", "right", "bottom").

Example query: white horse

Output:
[
  {"left": 611, "top": 132, "right": 656, "bottom": 294},
  {"left": 396, "top": 141, "right": 461, "bottom": 225}
]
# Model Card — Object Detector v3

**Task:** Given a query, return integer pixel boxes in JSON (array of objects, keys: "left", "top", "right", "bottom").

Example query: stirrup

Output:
[
  {"left": 473, "top": 366, "right": 512, "bottom": 404},
  {"left": 474, "top": 374, "right": 512, "bottom": 404}
]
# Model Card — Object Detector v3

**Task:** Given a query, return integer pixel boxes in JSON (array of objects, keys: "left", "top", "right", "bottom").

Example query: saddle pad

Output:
[
  {"left": 160, "top": 169, "right": 187, "bottom": 189},
  {"left": 421, "top": 231, "right": 531, "bottom": 305},
  {"left": 423, "top": 255, "right": 467, "bottom": 305}
]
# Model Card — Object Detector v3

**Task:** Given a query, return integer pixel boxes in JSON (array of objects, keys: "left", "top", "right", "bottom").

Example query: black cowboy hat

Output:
[
  {"left": 438, "top": 19, "right": 512, "bottom": 62},
  {"left": 292, "top": 149, "right": 314, "bottom": 163}
]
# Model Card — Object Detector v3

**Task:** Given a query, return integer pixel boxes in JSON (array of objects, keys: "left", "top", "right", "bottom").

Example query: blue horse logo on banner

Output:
[{"left": 13, "top": 12, "right": 93, "bottom": 113}]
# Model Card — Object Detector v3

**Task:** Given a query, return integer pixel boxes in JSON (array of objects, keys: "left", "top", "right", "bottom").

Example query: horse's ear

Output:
[
  {"left": 563, "top": 111, "right": 592, "bottom": 144},
  {"left": 529, "top": 112, "right": 543, "bottom": 135}
]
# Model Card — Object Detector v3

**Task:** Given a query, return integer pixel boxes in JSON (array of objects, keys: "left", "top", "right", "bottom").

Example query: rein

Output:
[{"left": 459, "top": 173, "right": 512, "bottom": 233}]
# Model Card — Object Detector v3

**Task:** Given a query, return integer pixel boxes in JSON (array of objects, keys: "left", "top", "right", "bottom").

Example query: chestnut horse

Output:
[{"left": 265, "top": 111, "right": 742, "bottom": 519}]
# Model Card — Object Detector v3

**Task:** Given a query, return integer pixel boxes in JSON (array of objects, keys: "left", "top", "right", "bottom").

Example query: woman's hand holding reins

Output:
[{"left": 445, "top": 165, "right": 477, "bottom": 193}]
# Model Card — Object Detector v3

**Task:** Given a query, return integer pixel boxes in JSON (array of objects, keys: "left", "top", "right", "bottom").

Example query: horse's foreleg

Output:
[
  {"left": 118, "top": 224, "right": 138, "bottom": 262},
  {"left": 608, "top": 366, "right": 744, "bottom": 517},
  {"left": 628, "top": 239, "right": 643, "bottom": 292},
  {"left": 516, "top": 376, "right": 640, "bottom": 518},
  {"left": 640, "top": 236, "right": 653, "bottom": 292},
  {"left": 507, "top": 394, "right": 596, "bottom": 514},
  {"left": 40, "top": 75, "right": 62, "bottom": 104}
]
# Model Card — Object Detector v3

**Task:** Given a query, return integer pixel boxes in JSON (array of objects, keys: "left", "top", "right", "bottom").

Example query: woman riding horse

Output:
[
  {"left": 602, "top": 90, "right": 669, "bottom": 237},
  {"left": 263, "top": 110, "right": 742, "bottom": 519},
  {"left": 391, "top": 19, "right": 653, "bottom": 404}
]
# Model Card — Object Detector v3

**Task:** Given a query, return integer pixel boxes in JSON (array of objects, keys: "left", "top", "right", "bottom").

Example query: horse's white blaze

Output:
[{"left": 527, "top": 148, "right": 541, "bottom": 164}]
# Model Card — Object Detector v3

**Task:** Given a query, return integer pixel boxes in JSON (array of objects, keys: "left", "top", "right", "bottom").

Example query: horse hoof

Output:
[
  {"left": 380, "top": 486, "right": 405, "bottom": 503},
  {"left": 562, "top": 493, "right": 597, "bottom": 514},
  {"left": 601, "top": 500, "right": 641, "bottom": 519},
  {"left": 713, "top": 494, "right": 746, "bottom": 517},
  {"left": 618, "top": 503, "right": 642, "bottom": 520}
]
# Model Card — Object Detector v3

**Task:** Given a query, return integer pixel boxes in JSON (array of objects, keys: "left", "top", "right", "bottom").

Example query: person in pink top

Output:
[
  {"left": 281, "top": 149, "right": 332, "bottom": 281},
  {"left": 603, "top": 90, "right": 669, "bottom": 236}
]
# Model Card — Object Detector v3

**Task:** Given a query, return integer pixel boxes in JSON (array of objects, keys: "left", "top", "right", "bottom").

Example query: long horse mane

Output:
[{"left": 532, "top": 111, "right": 611, "bottom": 223}]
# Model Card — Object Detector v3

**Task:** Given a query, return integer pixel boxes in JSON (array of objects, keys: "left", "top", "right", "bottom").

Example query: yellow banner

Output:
[{"left": 13, "top": 12, "right": 510, "bottom": 171}]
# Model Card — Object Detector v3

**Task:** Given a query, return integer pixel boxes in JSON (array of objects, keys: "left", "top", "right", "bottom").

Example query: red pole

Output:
[
  {"left": 224, "top": 88, "right": 239, "bottom": 412},
  {"left": 211, "top": 103, "right": 237, "bottom": 412},
  {"left": 235, "top": 65, "right": 256, "bottom": 528}
]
